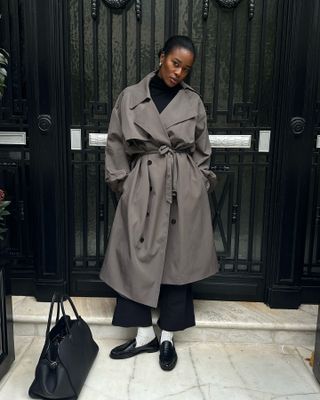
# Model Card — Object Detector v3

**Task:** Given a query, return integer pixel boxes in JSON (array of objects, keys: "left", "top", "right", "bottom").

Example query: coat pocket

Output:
[{"left": 188, "top": 156, "right": 210, "bottom": 192}]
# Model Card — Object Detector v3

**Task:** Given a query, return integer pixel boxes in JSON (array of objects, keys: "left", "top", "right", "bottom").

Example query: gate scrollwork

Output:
[
  {"left": 249, "top": 0, "right": 255, "bottom": 19},
  {"left": 203, "top": 1, "right": 209, "bottom": 20},
  {"left": 91, "top": 0, "right": 97, "bottom": 19}
]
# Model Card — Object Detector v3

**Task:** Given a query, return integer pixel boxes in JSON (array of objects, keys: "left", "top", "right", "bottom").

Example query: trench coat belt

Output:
[{"left": 144, "top": 145, "right": 191, "bottom": 204}]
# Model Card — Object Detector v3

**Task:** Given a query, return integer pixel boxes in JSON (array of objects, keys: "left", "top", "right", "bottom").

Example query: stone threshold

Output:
[{"left": 12, "top": 296, "right": 318, "bottom": 348}]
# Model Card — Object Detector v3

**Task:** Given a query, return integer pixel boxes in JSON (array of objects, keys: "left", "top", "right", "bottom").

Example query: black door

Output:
[
  {"left": 0, "top": 0, "right": 319, "bottom": 307},
  {"left": 265, "top": 0, "right": 320, "bottom": 307},
  {"left": 0, "top": 0, "right": 68, "bottom": 299}
]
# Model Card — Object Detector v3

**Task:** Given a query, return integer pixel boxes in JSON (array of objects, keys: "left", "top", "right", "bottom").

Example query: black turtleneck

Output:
[{"left": 149, "top": 72, "right": 182, "bottom": 114}]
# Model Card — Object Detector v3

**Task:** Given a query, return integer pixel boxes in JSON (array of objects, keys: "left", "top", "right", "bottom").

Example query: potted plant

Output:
[{"left": 0, "top": 48, "right": 9, "bottom": 99}]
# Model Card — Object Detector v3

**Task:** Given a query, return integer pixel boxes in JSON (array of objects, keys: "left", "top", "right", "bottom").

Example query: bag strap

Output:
[
  {"left": 60, "top": 294, "right": 80, "bottom": 320},
  {"left": 58, "top": 297, "right": 71, "bottom": 336},
  {"left": 45, "top": 293, "right": 81, "bottom": 338},
  {"left": 45, "top": 292, "right": 61, "bottom": 337}
]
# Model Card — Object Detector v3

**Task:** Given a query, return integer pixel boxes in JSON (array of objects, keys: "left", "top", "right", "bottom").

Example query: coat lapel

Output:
[
  {"left": 134, "top": 98, "right": 171, "bottom": 145},
  {"left": 159, "top": 89, "right": 198, "bottom": 129},
  {"left": 129, "top": 70, "right": 199, "bottom": 145}
]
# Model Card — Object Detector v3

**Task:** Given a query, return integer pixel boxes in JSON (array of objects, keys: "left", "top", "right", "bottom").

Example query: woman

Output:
[{"left": 100, "top": 35, "right": 218, "bottom": 371}]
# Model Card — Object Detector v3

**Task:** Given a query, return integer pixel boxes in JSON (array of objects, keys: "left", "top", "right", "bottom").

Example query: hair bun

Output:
[{"left": 158, "top": 36, "right": 196, "bottom": 60}]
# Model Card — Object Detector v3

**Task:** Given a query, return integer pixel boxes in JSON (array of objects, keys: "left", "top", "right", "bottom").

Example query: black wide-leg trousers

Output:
[{"left": 112, "top": 284, "right": 195, "bottom": 332}]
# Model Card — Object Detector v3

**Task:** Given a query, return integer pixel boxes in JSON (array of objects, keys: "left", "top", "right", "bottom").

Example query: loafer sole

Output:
[
  {"left": 160, "top": 356, "right": 177, "bottom": 371},
  {"left": 110, "top": 346, "right": 159, "bottom": 360}
]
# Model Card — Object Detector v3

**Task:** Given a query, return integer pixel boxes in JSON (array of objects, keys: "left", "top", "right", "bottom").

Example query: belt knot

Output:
[{"left": 158, "top": 145, "right": 174, "bottom": 156}]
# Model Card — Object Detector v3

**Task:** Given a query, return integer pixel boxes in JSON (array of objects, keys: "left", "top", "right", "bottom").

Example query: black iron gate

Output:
[{"left": 0, "top": 0, "right": 319, "bottom": 307}]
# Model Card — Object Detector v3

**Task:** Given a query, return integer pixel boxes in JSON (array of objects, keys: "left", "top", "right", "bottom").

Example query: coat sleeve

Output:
[
  {"left": 192, "top": 98, "right": 217, "bottom": 192},
  {"left": 105, "top": 92, "right": 131, "bottom": 193}
]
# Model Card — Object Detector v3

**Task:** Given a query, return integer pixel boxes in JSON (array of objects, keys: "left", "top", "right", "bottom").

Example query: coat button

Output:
[
  {"left": 140, "top": 237, "right": 144, "bottom": 243},
  {"left": 150, "top": 186, "right": 152, "bottom": 191},
  {"left": 171, "top": 218, "right": 176, "bottom": 224},
  {"left": 147, "top": 160, "right": 152, "bottom": 165},
  {"left": 146, "top": 211, "right": 150, "bottom": 217}
]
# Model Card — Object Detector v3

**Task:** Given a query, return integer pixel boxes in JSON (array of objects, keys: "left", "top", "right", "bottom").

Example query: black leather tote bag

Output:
[{"left": 29, "top": 293, "right": 99, "bottom": 400}]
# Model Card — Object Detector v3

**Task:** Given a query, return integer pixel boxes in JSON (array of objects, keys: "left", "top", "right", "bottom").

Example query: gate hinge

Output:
[
  {"left": 232, "top": 204, "right": 239, "bottom": 224},
  {"left": 316, "top": 206, "right": 320, "bottom": 225},
  {"left": 18, "top": 200, "right": 25, "bottom": 221},
  {"left": 99, "top": 204, "right": 104, "bottom": 220}
]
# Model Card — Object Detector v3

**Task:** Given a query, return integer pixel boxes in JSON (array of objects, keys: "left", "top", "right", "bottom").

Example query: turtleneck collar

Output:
[{"left": 150, "top": 71, "right": 182, "bottom": 92}]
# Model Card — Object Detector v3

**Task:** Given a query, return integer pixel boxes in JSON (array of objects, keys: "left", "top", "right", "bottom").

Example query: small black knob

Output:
[
  {"left": 290, "top": 117, "right": 305, "bottom": 136},
  {"left": 38, "top": 115, "right": 52, "bottom": 132}
]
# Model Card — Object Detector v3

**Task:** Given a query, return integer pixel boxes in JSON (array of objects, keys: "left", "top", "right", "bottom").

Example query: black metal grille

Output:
[
  {"left": 303, "top": 95, "right": 320, "bottom": 277},
  {"left": 211, "top": 149, "right": 269, "bottom": 274},
  {"left": 66, "top": 0, "right": 277, "bottom": 296},
  {"left": 0, "top": 0, "right": 34, "bottom": 271}
]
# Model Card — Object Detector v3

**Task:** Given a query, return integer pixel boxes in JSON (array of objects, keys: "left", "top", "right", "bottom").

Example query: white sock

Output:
[
  {"left": 160, "top": 330, "right": 173, "bottom": 344},
  {"left": 135, "top": 326, "right": 156, "bottom": 347}
]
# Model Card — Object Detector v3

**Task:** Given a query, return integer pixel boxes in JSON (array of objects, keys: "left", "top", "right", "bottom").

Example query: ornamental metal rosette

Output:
[
  {"left": 216, "top": 0, "right": 242, "bottom": 8},
  {"left": 102, "top": 0, "right": 131, "bottom": 8},
  {"left": 92, "top": 0, "right": 141, "bottom": 21},
  {"left": 203, "top": 0, "right": 255, "bottom": 20}
]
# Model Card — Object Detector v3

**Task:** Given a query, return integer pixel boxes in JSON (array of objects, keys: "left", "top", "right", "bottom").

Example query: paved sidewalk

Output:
[{"left": 0, "top": 336, "right": 319, "bottom": 400}]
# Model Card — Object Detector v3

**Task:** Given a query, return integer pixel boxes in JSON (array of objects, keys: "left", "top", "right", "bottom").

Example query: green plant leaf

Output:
[
  {"left": 0, "top": 54, "right": 8, "bottom": 66},
  {"left": 0, "top": 48, "right": 9, "bottom": 57}
]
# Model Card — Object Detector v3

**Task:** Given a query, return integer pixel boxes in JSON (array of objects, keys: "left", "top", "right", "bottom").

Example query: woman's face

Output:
[{"left": 158, "top": 47, "right": 194, "bottom": 87}]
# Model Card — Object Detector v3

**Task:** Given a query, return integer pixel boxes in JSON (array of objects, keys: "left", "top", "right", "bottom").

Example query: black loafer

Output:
[
  {"left": 110, "top": 337, "right": 159, "bottom": 359},
  {"left": 159, "top": 340, "right": 177, "bottom": 371}
]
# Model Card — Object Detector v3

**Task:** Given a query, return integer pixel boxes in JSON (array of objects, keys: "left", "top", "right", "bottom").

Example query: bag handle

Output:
[
  {"left": 45, "top": 293, "right": 80, "bottom": 338},
  {"left": 59, "top": 295, "right": 80, "bottom": 336},
  {"left": 46, "top": 293, "right": 61, "bottom": 337},
  {"left": 60, "top": 294, "right": 80, "bottom": 320}
]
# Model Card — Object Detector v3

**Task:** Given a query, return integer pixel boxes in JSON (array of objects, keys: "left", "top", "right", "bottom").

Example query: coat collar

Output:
[{"left": 129, "top": 70, "right": 198, "bottom": 110}]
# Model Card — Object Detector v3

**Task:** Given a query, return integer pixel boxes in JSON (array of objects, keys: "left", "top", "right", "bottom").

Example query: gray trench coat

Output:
[{"left": 99, "top": 70, "right": 219, "bottom": 308}]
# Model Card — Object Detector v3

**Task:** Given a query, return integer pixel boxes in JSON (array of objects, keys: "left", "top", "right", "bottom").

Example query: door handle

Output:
[
  {"left": 38, "top": 114, "right": 52, "bottom": 132},
  {"left": 290, "top": 117, "right": 305, "bottom": 136}
]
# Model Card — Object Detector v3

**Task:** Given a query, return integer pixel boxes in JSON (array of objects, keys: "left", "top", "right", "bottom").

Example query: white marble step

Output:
[{"left": 13, "top": 296, "right": 319, "bottom": 348}]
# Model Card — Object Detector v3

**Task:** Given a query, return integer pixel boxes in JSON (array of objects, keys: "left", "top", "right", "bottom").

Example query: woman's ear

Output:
[{"left": 159, "top": 52, "right": 165, "bottom": 66}]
